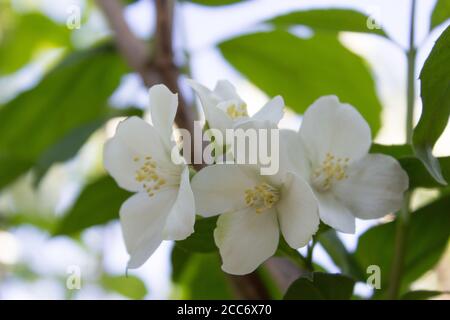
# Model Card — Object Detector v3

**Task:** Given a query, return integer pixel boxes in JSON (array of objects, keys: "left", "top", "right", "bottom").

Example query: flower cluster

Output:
[{"left": 103, "top": 81, "right": 409, "bottom": 275}]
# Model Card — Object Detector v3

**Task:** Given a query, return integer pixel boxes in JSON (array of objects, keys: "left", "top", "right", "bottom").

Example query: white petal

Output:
[
  {"left": 333, "top": 154, "right": 409, "bottom": 220},
  {"left": 299, "top": 95, "right": 371, "bottom": 164},
  {"left": 277, "top": 172, "right": 319, "bottom": 249},
  {"left": 206, "top": 101, "right": 234, "bottom": 133},
  {"left": 103, "top": 138, "right": 140, "bottom": 192},
  {"left": 232, "top": 119, "right": 277, "bottom": 171},
  {"left": 191, "top": 164, "right": 260, "bottom": 217},
  {"left": 252, "top": 95, "right": 284, "bottom": 124},
  {"left": 149, "top": 84, "right": 178, "bottom": 148},
  {"left": 213, "top": 80, "right": 243, "bottom": 103},
  {"left": 187, "top": 79, "right": 233, "bottom": 132},
  {"left": 120, "top": 190, "right": 177, "bottom": 268},
  {"left": 214, "top": 207, "right": 279, "bottom": 275},
  {"left": 316, "top": 191, "right": 356, "bottom": 234},
  {"left": 103, "top": 116, "right": 168, "bottom": 192},
  {"left": 278, "top": 129, "right": 311, "bottom": 181},
  {"left": 163, "top": 167, "right": 196, "bottom": 240},
  {"left": 187, "top": 79, "right": 218, "bottom": 109}
]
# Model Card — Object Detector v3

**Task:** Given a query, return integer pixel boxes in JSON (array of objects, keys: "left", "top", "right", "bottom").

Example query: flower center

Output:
[
  {"left": 133, "top": 155, "right": 179, "bottom": 197},
  {"left": 244, "top": 182, "right": 280, "bottom": 214},
  {"left": 311, "top": 152, "right": 349, "bottom": 192},
  {"left": 226, "top": 103, "right": 248, "bottom": 119}
]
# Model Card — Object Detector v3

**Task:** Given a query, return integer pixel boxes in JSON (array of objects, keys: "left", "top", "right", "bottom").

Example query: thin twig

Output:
[
  {"left": 153, "top": 0, "right": 194, "bottom": 134},
  {"left": 388, "top": 0, "right": 417, "bottom": 300},
  {"left": 96, "top": 0, "right": 193, "bottom": 134},
  {"left": 264, "top": 258, "right": 304, "bottom": 294},
  {"left": 96, "top": 0, "right": 158, "bottom": 85}
]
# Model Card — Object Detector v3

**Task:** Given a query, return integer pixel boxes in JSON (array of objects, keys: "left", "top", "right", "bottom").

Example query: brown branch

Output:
[
  {"left": 96, "top": 0, "right": 193, "bottom": 134},
  {"left": 96, "top": 0, "right": 289, "bottom": 300},
  {"left": 264, "top": 257, "right": 304, "bottom": 294},
  {"left": 96, "top": 0, "right": 158, "bottom": 85},
  {"left": 153, "top": 0, "right": 194, "bottom": 134},
  {"left": 227, "top": 274, "right": 271, "bottom": 300}
]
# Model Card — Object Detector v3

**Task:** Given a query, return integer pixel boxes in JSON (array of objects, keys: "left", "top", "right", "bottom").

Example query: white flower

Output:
[
  {"left": 187, "top": 79, "right": 285, "bottom": 162},
  {"left": 187, "top": 79, "right": 285, "bottom": 131},
  {"left": 103, "top": 84, "right": 195, "bottom": 269},
  {"left": 191, "top": 120, "right": 320, "bottom": 275},
  {"left": 283, "top": 96, "right": 409, "bottom": 233}
]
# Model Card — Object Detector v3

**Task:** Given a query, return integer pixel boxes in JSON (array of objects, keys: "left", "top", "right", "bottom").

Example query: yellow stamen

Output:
[
  {"left": 244, "top": 182, "right": 280, "bottom": 214},
  {"left": 226, "top": 103, "right": 248, "bottom": 119},
  {"left": 133, "top": 154, "right": 171, "bottom": 197},
  {"left": 312, "top": 152, "right": 349, "bottom": 191}
]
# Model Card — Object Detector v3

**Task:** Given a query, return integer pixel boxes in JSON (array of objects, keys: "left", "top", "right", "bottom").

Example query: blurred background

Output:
[{"left": 0, "top": 0, "right": 449, "bottom": 299}]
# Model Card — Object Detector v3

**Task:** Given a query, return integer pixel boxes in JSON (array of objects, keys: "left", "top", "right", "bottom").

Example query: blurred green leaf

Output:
[
  {"left": 0, "top": 12, "right": 71, "bottom": 74},
  {"left": 0, "top": 44, "right": 126, "bottom": 190},
  {"left": 430, "top": 0, "right": 450, "bottom": 30},
  {"left": 33, "top": 120, "right": 103, "bottom": 185},
  {"left": 0, "top": 155, "right": 34, "bottom": 190},
  {"left": 54, "top": 176, "right": 131, "bottom": 235},
  {"left": 354, "top": 195, "right": 450, "bottom": 296},
  {"left": 13, "top": 264, "right": 40, "bottom": 282},
  {"left": 174, "top": 252, "right": 233, "bottom": 299},
  {"left": 284, "top": 272, "right": 355, "bottom": 300},
  {"left": 101, "top": 274, "right": 147, "bottom": 299},
  {"left": 267, "top": 9, "right": 388, "bottom": 37},
  {"left": 171, "top": 244, "right": 192, "bottom": 283},
  {"left": 175, "top": 216, "right": 218, "bottom": 252},
  {"left": 34, "top": 106, "right": 143, "bottom": 185},
  {"left": 5, "top": 211, "right": 57, "bottom": 232},
  {"left": 400, "top": 290, "right": 445, "bottom": 300},
  {"left": 413, "top": 25, "right": 450, "bottom": 185},
  {"left": 219, "top": 31, "right": 382, "bottom": 133},
  {"left": 184, "top": 0, "right": 245, "bottom": 6},
  {"left": 317, "top": 230, "right": 364, "bottom": 280}
]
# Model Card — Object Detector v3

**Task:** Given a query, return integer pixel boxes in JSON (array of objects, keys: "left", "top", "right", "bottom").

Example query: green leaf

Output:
[
  {"left": 370, "top": 143, "right": 413, "bottom": 159},
  {"left": 317, "top": 230, "right": 364, "bottom": 280},
  {"left": 54, "top": 176, "right": 131, "bottom": 235},
  {"left": 183, "top": 0, "right": 245, "bottom": 6},
  {"left": 276, "top": 237, "right": 310, "bottom": 270},
  {"left": 175, "top": 216, "right": 218, "bottom": 252},
  {"left": 0, "top": 12, "right": 71, "bottom": 74},
  {"left": 171, "top": 245, "right": 192, "bottom": 283},
  {"left": 0, "top": 44, "right": 126, "bottom": 190},
  {"left": 401, "top": 290, "right": 445, "bottom": 300},
  {"left": 315, "top": 221, "right": 331, "bottom": 236},
  {"left": 284, "top": 272, "right": 355, "bottom": 300},
  {"left": 413, "top": 25, "right": 450, "bottom": 185},
  {"left": 413, "top": 147, "right": 447, "bottom": 186},
  {"left": 173, "top": 252, "right": 233, "bottom": 299},
  {"left": 399, "top": 156, "right": 450, "bottom": 189},
  {"left": 430, "top": 0, "right": 450, "bottom": 30},
  {"left": 5, "top": 212, "right": 57, "bottom": 232},
  {"left": 0, "top": 154, "right": 34, "bottom": 190},
  {"left": 219, "top": 31, "right": 382, "bottom": 133},
  {"left": 101, "top": 274, "right": 147, "bottom": 299},
  {"left": 33, "top": 120, "right": 103, "bottom": 185},
  {"left": 266, "top": 9, "right": 388, "bottom": 37},
  {"left": 34, "top": 106, "right": 143, "bottom": 185},
  {"left": 354, "top": 195, "right": 450, "bottom": 295}
]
